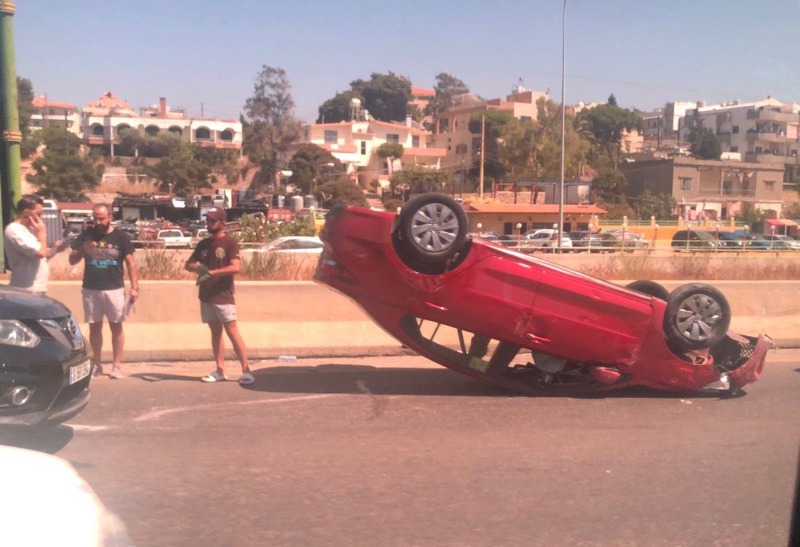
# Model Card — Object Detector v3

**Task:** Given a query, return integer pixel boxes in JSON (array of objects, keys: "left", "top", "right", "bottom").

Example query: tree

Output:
[
  {"left": 577, "top": 95, "right": 643, "bottom": 170},
  {"left": 376, "top": 142, "right": 404, "bottom": 175},
  {"left": 242, "top": 66, "right": 301, "bottom": 188},
  {"left": 287, "top": 144, "right": 343, "bottom": 194},
  {"left": 636, "top": 190, "right": 676, "bottom": 220},
  {"left": 499, "top": 117, "right": 537, "bottom": 179},
  {"left": 18, "top": 77, "right": 38, "bottom": 159},
  {"left": 468, "top": 110, "right": 514, "bottom": 179},
  {"left": 390, "top": 165, "right": 451, "bottom": 194},
  {"left": 317, "top": 179, "right": 368, "bottom": 208},
  {"left": 352, "top": 72, "right": 412, "bottom": 122},
  {"left": 425, "top": 73, "right": 470, "bottom": 125},
  {"left": 317, "top": 72, "right": 412, "bottom": 124},
  {"left": 317, "top": 90, "right": 362, "bottom": 124},
  {"left": 688, "top": 127, "right": 722, "bottom": 160},
  {"left": 27, "top": 127, "right": 102, "bottom": 200},
  {"left": 591, "top": 168, "right": 628, "bottom": 199},
  {"left": 144, "top": 143, "right": 213, "bottom": 194}
]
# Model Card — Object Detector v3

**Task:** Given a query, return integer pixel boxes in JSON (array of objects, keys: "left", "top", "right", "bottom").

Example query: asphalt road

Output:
[{"left": 2, "top": 352, "right": 799, "bottom": 547}]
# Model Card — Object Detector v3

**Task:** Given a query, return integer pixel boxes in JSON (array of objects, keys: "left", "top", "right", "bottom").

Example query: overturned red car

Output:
[{"left": 315, "top": 193, "right": 771, "bottom": 396}]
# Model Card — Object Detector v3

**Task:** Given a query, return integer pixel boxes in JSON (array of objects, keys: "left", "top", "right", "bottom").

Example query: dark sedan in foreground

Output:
[
  {"left": 316, "top": 194, "right": 771, "bottom": 396},
  {"left": 0, "top": 286, "right": 90, "bottom": 425}
]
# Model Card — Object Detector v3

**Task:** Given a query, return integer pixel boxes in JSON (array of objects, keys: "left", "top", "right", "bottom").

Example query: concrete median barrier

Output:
[{"left": 45, "top": 280, "right": 800, "bottom": 363}]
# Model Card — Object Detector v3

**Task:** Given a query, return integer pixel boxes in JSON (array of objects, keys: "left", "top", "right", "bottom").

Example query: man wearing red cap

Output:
[{"left": 184, "top": 207, "right": 254, "bottom": 385}]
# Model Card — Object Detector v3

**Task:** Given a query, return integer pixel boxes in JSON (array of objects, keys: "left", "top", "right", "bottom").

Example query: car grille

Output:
[{"left": 38, "top": 315, "right": 84, "bottom": 350}]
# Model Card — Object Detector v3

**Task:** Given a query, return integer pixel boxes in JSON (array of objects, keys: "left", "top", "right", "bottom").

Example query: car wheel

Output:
[
  {"left": 626, "top": 280, "right": 669, "bottom": 301},
  {"left": 663, "top": 283, "right": 731, "bottom": 351},
  {"left": 397, "top": 193, "right": 467, "bottom": 263}
]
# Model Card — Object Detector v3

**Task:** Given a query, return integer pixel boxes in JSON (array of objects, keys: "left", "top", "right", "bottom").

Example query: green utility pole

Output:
[{"left": 0, "top": 0, "right": 21, "bottom": 266}]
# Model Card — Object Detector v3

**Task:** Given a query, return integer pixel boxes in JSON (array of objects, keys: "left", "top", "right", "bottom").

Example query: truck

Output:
[{"left": 156, "top": 229, "right": 193, "bottom": 249}]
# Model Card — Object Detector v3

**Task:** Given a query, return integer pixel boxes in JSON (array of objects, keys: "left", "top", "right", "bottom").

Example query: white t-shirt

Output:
[{"left": 4, "top": 221, "right": 48, "bottom": 293}]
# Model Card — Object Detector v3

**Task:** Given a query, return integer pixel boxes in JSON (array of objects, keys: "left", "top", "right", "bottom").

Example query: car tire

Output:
[
  {"left": 626, "top": 280, "right": 669, "bottom": 301},
  {"left": 397, "top": 193, "right": 467, "bottom": 264},
  {"left": 663, "top": 283, "right": 731, "bottom": 351}
]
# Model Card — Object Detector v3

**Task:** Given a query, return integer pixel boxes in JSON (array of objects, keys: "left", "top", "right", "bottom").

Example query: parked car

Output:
[
  {"left": 568, "top": 230, "right": 606, "bottom": 252},
  {"left": 610, "top": 230, "right": 649, "bottom": 249},
  {"left": 742, "top": 235, "right": 775, "bottom": 251},
  {"left": 190, "top": 228, "right": 209, "bottom": 247},
  {"left": 248, "top": 236, "right": 324, "bottom": 254},
  {"left": 0, "top": 286, "right": 90, "bottom": 426},
  {"left": 762, "top": 234, "right": 800, "bottom": 250},
  {"left": 156, "top": 228, "right": 193, "bottom": 249},
  {"left": 316, "top": 194, "right": 771, "bottom": 396},
  {"left": 475, "top": 231, "right": 517, "bottom": 247},
  {"left": 523, "top": 229, "right": 573, "bottom": 251},
  {"left": 671, "top": 229, "right": 719, "bottom": 251},
  {"left": 714, "top": 231, "right": 744, "bottom": 249}
]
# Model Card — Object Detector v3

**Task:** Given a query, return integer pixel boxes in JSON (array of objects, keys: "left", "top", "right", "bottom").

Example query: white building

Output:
[
  {"left": 30, "top": 97, "right": 81, "bottom": 135},
  {"left": 292, "top": 108, "right": 446, "bottom": 187},
  {"left": 679, "top": 97, "right": 800, "bottom": 181},
  {"left": 81, "top": 92, "right": 242, "bottom": 155}
]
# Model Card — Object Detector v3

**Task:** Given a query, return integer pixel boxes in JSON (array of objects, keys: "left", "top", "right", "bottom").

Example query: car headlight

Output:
[{"left": 0, "top": 320, "right": 41, "bottom": 348}]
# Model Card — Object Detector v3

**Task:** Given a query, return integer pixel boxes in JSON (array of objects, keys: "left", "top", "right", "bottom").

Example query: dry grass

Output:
[
  {"left": 577, "top": 251, "right": 800, "bottom": 281},
  {"left": 4, "top": 250, "right": 799, "bottom": 283}
]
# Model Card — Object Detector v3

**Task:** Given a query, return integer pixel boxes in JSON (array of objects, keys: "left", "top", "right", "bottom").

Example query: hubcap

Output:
[
  {"left": 410, "top": 203, "right": 459, "bottom": 251},
  {"left": 675, "top": 293, "right": 723, "bottom": 342}
]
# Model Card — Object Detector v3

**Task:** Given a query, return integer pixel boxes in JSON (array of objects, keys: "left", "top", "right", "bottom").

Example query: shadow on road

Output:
[
  {"left": 0, "top": 424, "right": 74, "bottom": 453},
  {"left": 128, "top": 364, "right": 746, "bottom": 400}
]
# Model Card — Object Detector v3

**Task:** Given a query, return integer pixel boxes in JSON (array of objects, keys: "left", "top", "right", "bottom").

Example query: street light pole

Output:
[{"left": 558, "top": 0, "right": 567, "bottom": 252}]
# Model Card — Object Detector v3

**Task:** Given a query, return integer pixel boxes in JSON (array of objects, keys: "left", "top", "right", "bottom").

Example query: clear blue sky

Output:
[{"left": 14, "top": 0, "right": 800, "bottom": 124}]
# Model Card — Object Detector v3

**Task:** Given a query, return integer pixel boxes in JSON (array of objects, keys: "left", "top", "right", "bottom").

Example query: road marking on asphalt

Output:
[
  {"left": 68, "top": 424, "right": 111, "bottom": 431},
  {"left": 133, "top": 394, "right": 337, "bottom": 422}
]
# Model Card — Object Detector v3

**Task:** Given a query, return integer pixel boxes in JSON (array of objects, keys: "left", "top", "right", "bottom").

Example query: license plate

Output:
[{"left": 69, "top": 360, "right": 92, "bottom": 385}]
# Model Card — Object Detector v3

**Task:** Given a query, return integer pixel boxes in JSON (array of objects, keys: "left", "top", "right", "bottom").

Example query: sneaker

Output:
[
  {"left": 201, "top": 371, "right": 228, "bottom": 383},
  {"left": 239, "top": 372, "right": 255, "bottom": 386},
  {"left": 92, "top": 364, "right": 104, "bottom": 377},
  {"left": 109, "top": 367, "right": 123, "bottom": 379}
]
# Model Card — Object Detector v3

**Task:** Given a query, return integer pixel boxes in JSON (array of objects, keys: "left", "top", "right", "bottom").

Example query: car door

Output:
[{"left": 526, "top": 268, "right": 653, "bottom": 364}]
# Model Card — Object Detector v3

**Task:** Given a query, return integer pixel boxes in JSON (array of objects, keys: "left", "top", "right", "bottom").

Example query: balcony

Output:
[
  {"left": 696, "top": 186, "right": 756, "bottom": 198},
  {"left": 743, "top": 151, "right": 794, "bottom": 165},
  {"left": 745, "top": 129, "right": 790, "bottom": 143},
  {"left": 747, "top": 109, "right": 798, "bottom": 123}
]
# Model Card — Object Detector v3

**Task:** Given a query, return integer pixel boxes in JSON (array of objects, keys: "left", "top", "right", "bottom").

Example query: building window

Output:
[
  {"left": 764, "top": 180, "right": 775, "bottom": 192},
  {"left": 146, "top": 125, "right": 160, "bottom": 137},
  {"left": 360, "top": 141, "right": 366, "bottom": 155},
  {"left": 730, "top": 146, "right": 738, "bottom": 152},
  {"left": 91, "top": 124, "right": 104, "bottom": 136},
  {"left": 680, "top": 177, "right": 691, "bottom": 190},
  {"left": 48, "top": 109, "right": 55, "bottom": 115},
  {"left": 386, "top": 133, "right": 400, "bottom": 144},
  {"left": 412, "top": 136, "right": 420, "bottom": 148},
  {"left": 324, "top": 130, "right": 337, "bottom": 144},
  {"left": 732, "top": 125, "right": 739, "bottom": 134},
  {"left": 220, "top": 129, "right": 234, "bottom": 141},
  {"left": 194, "top": 127, "right": 210, "bottom": 140}
]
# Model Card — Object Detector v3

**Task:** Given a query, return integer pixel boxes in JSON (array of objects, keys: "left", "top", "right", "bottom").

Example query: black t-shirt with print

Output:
[
  {"left": 189, "top": 235, "right": 239, "bottom": 305},
  {"left": 73, "top": 228, "right": 135, "bottom": 290}
]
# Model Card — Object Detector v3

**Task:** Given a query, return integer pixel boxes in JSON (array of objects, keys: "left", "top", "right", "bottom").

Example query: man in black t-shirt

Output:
[
  {"left": 185, "top": 207, "right": 253, "bottom": 385},
  {"left": 69, "top": 204, "right": 138, "bottom": 379}
]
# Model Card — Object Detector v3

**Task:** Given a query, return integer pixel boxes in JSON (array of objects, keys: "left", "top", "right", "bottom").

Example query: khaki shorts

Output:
[
  {"left": 200, "top": 302, "right": 237, "bottom": 324},
  {"left": 82, "top": 288, "right": 126, "bottom": 324}
]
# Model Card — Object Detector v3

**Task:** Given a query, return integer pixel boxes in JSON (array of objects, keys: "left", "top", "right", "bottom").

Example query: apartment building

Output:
[
  {"left": 30, "top": 96, "right": 81, "bottom": 134},
  {"left": 81, "top": 92, "right": 242, "bottom": 155},
  {"left": 679, "top": 97, "right": 800, "bottom": 183},
  {"left": 431, "top": 86, "right": 549, "bottom": 173},
  {"left": 292, "top": 113, "right": 445, "bottom": 187},
  {"left": 620, "top": 156, "right": 785, "bottom": 220}
]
